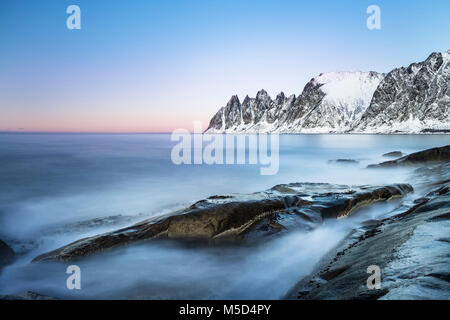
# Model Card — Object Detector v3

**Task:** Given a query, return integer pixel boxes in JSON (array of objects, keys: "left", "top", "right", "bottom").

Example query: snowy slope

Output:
[
  {"left": 296, "top": 71, "right": 384, "bottom": 133},
  {"left": 315, "top": 71, "right": 382, "bottom": 113}
]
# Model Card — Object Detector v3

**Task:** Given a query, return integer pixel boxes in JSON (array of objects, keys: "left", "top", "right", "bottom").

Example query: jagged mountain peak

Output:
[
  {"left": 275, "top": 92, "right": 286, "bottom": 104},
  {"left": 206, "top": 50, "right": 450, "bottom": 134},
  {"left": 354, "top": 50, "right": 450, "bottom": 133},
  {"left": 227, "top": 95, "right": 240, "bottom": 106},
  {"left": 206, "top": 71, "right": 384, "bottom": 133},
  {"left": 256, "top": 89, "right": 270, "bottom": 100},
  {"left": 242, "top": 95, "right": 251, "bottom": 104}
]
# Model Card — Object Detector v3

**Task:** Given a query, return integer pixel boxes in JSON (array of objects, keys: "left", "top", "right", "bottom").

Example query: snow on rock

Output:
[
  {"left": 353, "top": 51, "right": 450, "bottom": 134},
  {"left": 299, "top": 71, "right": 384, "bottom": 132},
  {"left": 314, "top": 71, "right": 382, "bottom": 113}
]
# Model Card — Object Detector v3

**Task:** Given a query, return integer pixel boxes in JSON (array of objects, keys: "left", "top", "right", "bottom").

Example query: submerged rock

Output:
[
  {"left": 32, "top": 183, "right": 412, "bottom": 262},
  {"left": 328, "top": 159, "right": 359, "bottom": 164},
  {"left": 369, "top": 145, "right": 450, "bottom": 168},
  {"left": 0, "top": 239, "right": 14, "bottom": 272},
  {"left": 382, "top": 151, "right": 404, "bottom": 158}
]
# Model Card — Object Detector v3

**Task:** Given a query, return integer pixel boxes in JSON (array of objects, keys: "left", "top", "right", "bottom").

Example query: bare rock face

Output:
[
  {"left": 207, "top": 106, "right": 224, "bottom": 131},
  {"left": 32, "top": 183, "right": 412, "bottom": 262},
  {"left": 369, "top": 145, "right": 450, "bottom": 168},
  {"left": 224, "top": 95, "right": 242, "bottom": 129}
]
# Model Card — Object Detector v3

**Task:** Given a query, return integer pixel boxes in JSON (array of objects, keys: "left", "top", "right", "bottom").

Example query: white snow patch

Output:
[{"left": 314, "top": 71, "right": 383, "bottom": 113}]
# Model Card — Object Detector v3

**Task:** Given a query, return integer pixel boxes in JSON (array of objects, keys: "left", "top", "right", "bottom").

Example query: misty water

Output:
[{"left": 0, "top": 133, "right": 448, "bottom": 299}]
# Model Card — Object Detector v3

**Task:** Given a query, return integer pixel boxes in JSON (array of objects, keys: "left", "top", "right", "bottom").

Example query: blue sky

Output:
[{"left": 1, "top": 0, "right": 449, "bottom": 132}]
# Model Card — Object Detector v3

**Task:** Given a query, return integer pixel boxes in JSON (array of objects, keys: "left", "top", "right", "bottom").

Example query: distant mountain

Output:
[
  {"left": 205, "top": 51, "right": 450, "bottom": 134},
  {"left": 353, "top": 51, "right": 450, "bottom": 133}
]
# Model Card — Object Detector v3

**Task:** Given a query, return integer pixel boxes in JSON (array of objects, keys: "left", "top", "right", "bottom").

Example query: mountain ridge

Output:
[{"left": 205, "top": 50, "right": 450, "bottom": 134}]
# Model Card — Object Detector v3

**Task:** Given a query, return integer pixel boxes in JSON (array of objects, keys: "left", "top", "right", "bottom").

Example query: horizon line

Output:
[{"left": 0, "top": 131, "right": 174, "bottom": 134}]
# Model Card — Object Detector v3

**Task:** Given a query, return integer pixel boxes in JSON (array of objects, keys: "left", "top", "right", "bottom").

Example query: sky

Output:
[{"left": 0, "top": 0, "right": 449, "bottom": 133}]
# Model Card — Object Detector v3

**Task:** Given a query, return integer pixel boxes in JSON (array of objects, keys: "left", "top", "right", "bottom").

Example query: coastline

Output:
[
  {"left": 1, "top": 144, "right": 448, "bottom": 299},
  {"left": 285, "top": 164, "right": 450, "bottom": 299}
]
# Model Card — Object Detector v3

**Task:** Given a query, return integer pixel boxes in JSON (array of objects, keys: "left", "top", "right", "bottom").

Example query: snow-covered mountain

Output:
[
  {"left": 205, "top": 51, "right": 450, "bottom": 134},
  {"left": 297, "top": 71, "right": 384, "bottom": 133},
  {"left": 353, "top": 51, "right": 450, "bottom": 133}
]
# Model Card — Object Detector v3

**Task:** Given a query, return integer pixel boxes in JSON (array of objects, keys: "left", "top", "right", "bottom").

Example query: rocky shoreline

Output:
[
  {"left": 2, "top": 145, "right": 448, "bottom": 299},
  {"left": 285, "top": 165, "right": 449, "bottom": 299},
  {"left": 32, "top": 145, "right": 448, "bottom": 264},
  {"left": 285, "top": 146, "right": 450, "bottom": 300},
  {"left": 32, "top": 183, "right": 412, "bottom": 262},
  {"left": 368, "top": 145, "right": 450, "bottom": 168}
]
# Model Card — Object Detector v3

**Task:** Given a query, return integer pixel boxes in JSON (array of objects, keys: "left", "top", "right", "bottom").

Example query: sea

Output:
[{"left": 0, "top": 133, "right": 448, "bottom": 299}]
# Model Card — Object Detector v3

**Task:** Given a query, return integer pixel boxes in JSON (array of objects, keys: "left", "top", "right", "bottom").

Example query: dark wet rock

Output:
[
  {"left": 42, "top": 213, "right": 149, "bottom": 236},
  {"left": 269, "top": 221, "right": 285, "bottom": 230},
  {"left": 382, "top": 151, "right": 404, "bottom": 158},
  {"left": 360, "top": 219, "right": 383, "bottom": 229},
  {"left": 426, "top": 212, "right": 450, "bottom": 221},
  {"left": 33, "top": 183, "right": 412, "bottom": 262},
  {"left": 413, "top": 197, "right": 428, "bottom": 204},
  {"left": 351, "top": 288, "right": 390, "bottom": 300},
  {"left": 427, "top": 183, "right": 450, "bottom": 196},
  {"left": 328, "top": 159, "right": 359, "bottom": 164},
  {"left": 319, "top": 265, "right": 350, "bottom": 281},
  {"left": 286, "top": 176, "right": 450, "bottom": 300},
  {"left": 427, "top": 272, "right": 450, "bottom": 282},
  {"left": 368, "top": 145, "right": 450, "bottom": 168},
  {"left": 0, "top": 291, "right": 56, "bottom": 300},
  {"left": 0, "top": 239, "right": 14, "bottom": 272},
  {"left": 208, "top": 195, "right": 233, "bottom": 200}
]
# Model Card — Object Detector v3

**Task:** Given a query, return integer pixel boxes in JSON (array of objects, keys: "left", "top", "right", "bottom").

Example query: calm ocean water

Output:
[{"left": 0, "top": 133, "right": 448, "bottom": 298}]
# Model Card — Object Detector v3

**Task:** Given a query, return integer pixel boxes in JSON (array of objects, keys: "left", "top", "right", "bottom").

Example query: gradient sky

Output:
[{"left": 1, "top": 0, "right": 449, "bottom": 132}]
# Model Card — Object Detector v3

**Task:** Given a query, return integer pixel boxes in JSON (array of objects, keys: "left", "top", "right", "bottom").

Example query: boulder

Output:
[
  {"left": 33, "top": 183, "right": 412, "bottom": 262},
  {"left": 328, "top": 159, "right": 359, "bottom": 164},
  {"left": 382, "top": 151, "right": 404, "bottom": 157},
  {"left": 369, "top": 145, "right": 450, "bottom": 168}
]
